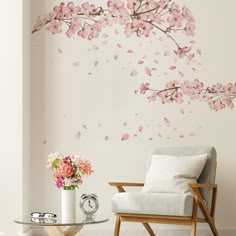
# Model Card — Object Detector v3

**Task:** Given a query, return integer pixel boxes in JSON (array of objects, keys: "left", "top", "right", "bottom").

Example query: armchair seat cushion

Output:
[{"left": 112, "top": 192, "right": 199, "bottom": 217}]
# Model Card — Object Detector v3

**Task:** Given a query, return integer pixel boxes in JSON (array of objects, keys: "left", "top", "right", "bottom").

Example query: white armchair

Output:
[{"left": 109, "top": 146, "right": 219, "bottom": 236}]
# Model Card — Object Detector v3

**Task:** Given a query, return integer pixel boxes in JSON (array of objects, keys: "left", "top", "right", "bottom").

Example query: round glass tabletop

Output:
[{"left": 14, "top": 215, "right": 109, "bottom": 226}]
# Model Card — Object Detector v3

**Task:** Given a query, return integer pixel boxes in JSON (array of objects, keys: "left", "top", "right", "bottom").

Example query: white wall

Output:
[
  {"left": 0, "top": 0, "right": 23, "bottom": 234},
  {"left": 30, "top": 1, "right": 236, "bottom": 234},
  {"left": 0, "top": 0, "right": 31, "bottom": 235}
]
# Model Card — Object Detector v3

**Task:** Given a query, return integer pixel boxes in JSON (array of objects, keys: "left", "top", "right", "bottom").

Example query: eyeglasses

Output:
[{"left": 31, "top": 212, "right": 57, "bottom": 219}]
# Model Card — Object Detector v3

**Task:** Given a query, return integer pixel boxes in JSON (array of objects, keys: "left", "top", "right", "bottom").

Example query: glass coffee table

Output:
[{"left": 14, "top": 215, "right": 109, "bottom": 236}]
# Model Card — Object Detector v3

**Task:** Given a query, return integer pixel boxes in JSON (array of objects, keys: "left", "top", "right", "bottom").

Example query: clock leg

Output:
[{"left": 44, "top": 225, "right": 83, "bottom": 236}]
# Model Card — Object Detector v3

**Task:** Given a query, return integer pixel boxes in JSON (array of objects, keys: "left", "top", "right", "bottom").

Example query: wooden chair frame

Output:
[{"left": 109, "top": 182, "right": 219, "bottom": 236}]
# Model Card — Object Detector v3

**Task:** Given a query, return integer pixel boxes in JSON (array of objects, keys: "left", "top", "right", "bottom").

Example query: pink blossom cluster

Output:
[
  {"left": 47, "top": 152, "right": 93, "bottom": 190},
  {"left": 32, "top": 0, "right": 196, "bottom": 54},
  {"left": 139, "top": 80, "right": 236, "bottom": 111}
]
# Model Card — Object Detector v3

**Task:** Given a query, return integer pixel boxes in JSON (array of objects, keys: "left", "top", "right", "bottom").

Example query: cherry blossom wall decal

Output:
[{"left": 32, "top": 0, "right": 236, "bottom": 111}]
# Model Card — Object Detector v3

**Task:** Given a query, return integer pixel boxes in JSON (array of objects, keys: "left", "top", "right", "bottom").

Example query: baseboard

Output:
[
  {"left": 0, "top": 229, "right": 32, "bottom": 236},
  {"left": 30, "top": 227, "right": 236, "bottom": 236}
]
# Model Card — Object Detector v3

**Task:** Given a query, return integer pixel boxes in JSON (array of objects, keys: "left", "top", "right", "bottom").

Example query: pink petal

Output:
[
  {"left": 82, "top": 124, "right": 87, "bottom": 129},
  {"left": 180, "top": 109, "right": 184, "bottom": 114},
  {"left": 145, "top": 67, "right": 152, "bottom": 76},
  {"left": 121, "top": 133, "right": 129, "bottom": 141},
  {"left": 158, "top": 133, "right": 162, "bottom": 138},
  {"left": 130, "top": 70, "right": 138, "bottom": 76},
  {"left": 133, "top": 134, "right": 138, "bottom": 137},
  {"left": 178, "top": 71, "right": 184, "bottom": 77},
  {"left": 75, "top": 132, "right": 81, "bottom": 140},
  {"left": 43, "top": 139, "right": 47, "bottom": 144},
  {"left": 196, "top": 49, "right": 202, "bottom": 55},
  {"left": 190, "top": 40, "right": 195, "bottom": 44},
  {"left": 152, "top": 68, "right": 157, "bottom": 71},
  {"left": 105, "top": 136, "right": 109, "bottom": 141},
  {"left": 92, "top": 45, "right": 99, "bottom": 50},
  {"left": 149, "top": 138, "right": 153, "bottom": 140},
  {"left": 123, "top": 122, "right": 127, "bottom": 126},
  {"left": 179, "top": 135, "right": 184, "bottom": 138},
  {"left": 73, "top": 61, "right": 80, "bottom": 67},
  {"left": 114, "top": 55, "right": 118, "bottom": 60},
  {"left": 164, "top": 50, "right": 170, "bottom": 56},
  {"left": 115, "top": 30, "right": 119, "bottom": 34},
  {"left": 58, "top": 48, "right": 63, "bottom": 54},
  {"left": 98, "top": 124, "right": 102, "bottom": 126},
  {"left": 154, "top": 60, "right": 159, "bottom": 64},
  {"left": 138, "top": 60, "right": 144, "bottom": 64},
  {"left": 102, "top": 33, "right": 108, "bottom": 38},
  {"left": 169, "top": 66, "right": 176, "bottom": 70},
  {"left": 117, "top": 43, "right": 122, "bottom": 48},
  {"left": 164, "top": 117, "right": 170, "bottom": 125},
  {"left": 192, "top": 68, "right": 196, "bottom": 72},
  {"left": 88, "top": 72, "right": 92, "bottom": 75},
  {"left": 127, "top": 50, "right": 134, "bottom": 54},
  {"left": 189, "top": 132, "right": 195, "bottom": 137},
  {"left": 94, "top": 61, "right": 99, "bottom": 66},
  {"left": 138, "top": 126, "right": 143, "bottom": 132}
]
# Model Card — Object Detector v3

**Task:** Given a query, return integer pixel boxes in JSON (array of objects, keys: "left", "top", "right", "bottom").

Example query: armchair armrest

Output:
[
  {"left": 109, "top": 182, "right": 144, "bottom": 192},
  {"left": 189, "top": 183, "right": 218, "bottom": 218},
  {"left": 189, "top": 183, "right": 218, "bottom": 189}
]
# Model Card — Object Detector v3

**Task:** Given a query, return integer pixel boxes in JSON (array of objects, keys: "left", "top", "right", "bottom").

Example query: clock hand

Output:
[{"left": 88, "top": 200, "right": 93, "bottom": 208}]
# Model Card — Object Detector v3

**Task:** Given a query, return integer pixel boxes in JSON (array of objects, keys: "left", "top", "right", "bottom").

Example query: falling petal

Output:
[
  {"left": 159, "top": 36, "right": 164, "bottom": 41},
  {"left": 169, "top": 66, "right": 176, "bottom": 70},
  {"left": 123, "top": 122, "right": 127, "bottom": 126},
  {"left": 127, "top": 50, "right": 134, "bottom": 54},
  {"left": 105, "top": 136, "right": 109, "bottom": 141},
  {"left": 133, "top": 134, "right": 138, "bottom": 137},
  {"left": 154, "top": 60, "right": 159, "bottom": 64},
  {"left": 138, "top": 60, "right": 144, "bottom": 64},
  {"left": 158, "top": 133, "right": 162, "bottom": 138},
  {"left": 164, "top": 117, "right": 170, "bottom": 125},
  {"left": 82, "top": 124, "right": 87, "bottom": 129},
  {"left": 178, "top": 71, "right": 184, "bottom": 77},
  {"left": 88, "top": 72, "right": 92, "bottom": 75},
  {"left": 58, "top": 48, "right": 63, "bottom": 54},
  {"left": 149, "top": 138, "right": 153, "bottom": 141},
  {"left": 117, "top": 43, "right": 122, "bottom": 48},
  {"left": 75, "top": 132, "right": 81, "bottom": 140},
  {"left": 190, "top": 40, "right": 195, "bottom": 44},
  {"left": 92, "top": 45, "right": 99, "bottom": 50},
  {"left": 179, "top": 135, "right": 184, "bottom": 138},
  {"left": 180, "top": 109, "right": 184, "bottom": 114},
  {"left": 73, "top": 61, "right": 80, "bottom": 67},
  {"left": 135, "top": 113, "right": 139, "bottom": 116},
  {"left": 115, "top": 29, "right": 119, "bottom": 34},
  {"left": 102, "top": 33, "right": 108, "bottom": 38},
  {"left": 196, "top": 49, "right": 202, "bottom": 55},
  {"left": 94, "top": 61, "right": 99, "bottom": 66},
  {"left": 114, "top": 55, "right": 118, "bottom": 60},
  {"left": 164, "top": 50, "right": 170, "bottom": 56},
  {"left": 192, "top": 68, "right": 196, "bottom": 72},
  {"left": 189, "top": 132, "right": 195, "bottom": 137},
  {"left": 130, "top": 70, "right": 138, "bottom": 77},
  {"left": 143, "top": 54, "right": 147, "bottom": 59},
  {"left": 134, "top": 90, "right": 138, "bottom": 94},
  {"left": 98, "top": 124, "right": 102, "bottom": 126},
  {"left": 152, "top": 68, "right": 157, "bottom": 71},
  {"left": 138, "top": 126, "right": 143, "bottom": 132},
  {"left": 43, "top": 139, "right": 47, "bottom": 144},
  {"left": 145, "top": 67, "right": 152, "bottom": 76},
  {"left": 121, "top": 133, "right": 129, "bottom": 141}
]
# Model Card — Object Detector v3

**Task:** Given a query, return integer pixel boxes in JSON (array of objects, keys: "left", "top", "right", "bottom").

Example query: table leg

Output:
[{"left": 44, "top": 225, "right": 83, "bottom": 236}]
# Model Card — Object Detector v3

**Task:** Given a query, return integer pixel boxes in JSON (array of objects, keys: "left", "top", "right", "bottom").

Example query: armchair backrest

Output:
[{"left": 147, "top": 146, "right": 217, "bottom": 207}]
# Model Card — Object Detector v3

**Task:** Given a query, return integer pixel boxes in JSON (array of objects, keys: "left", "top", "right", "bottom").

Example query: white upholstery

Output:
[{"left": 112, "top": 192, "right": 197, "bottom": 216}]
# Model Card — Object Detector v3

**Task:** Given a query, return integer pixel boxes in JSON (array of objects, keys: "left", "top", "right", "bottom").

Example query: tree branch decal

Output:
[{"left": 32, "top": 0, "right": 236, "bottom": 111}]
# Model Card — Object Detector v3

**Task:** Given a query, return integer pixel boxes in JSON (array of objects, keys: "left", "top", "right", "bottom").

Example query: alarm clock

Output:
[{"left": 80, "top": 194, "right": 99, "bottom": 217}]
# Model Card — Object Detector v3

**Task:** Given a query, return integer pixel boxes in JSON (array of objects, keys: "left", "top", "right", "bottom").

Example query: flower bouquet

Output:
[{"left": 47, "top": 152, "right": 93, "bottom": 190}]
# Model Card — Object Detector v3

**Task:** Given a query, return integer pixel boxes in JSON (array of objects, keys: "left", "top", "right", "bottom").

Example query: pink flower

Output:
[
  {"left": 60, "top": 162, "right": 73, "bottom": 177},
  {"left": 167, "top": 10, "right": 183, "bottom": 27},
  {"left": 185, "top": 22, "right": 195, "bottom": 36},
  {"left": 107, "top": 0, "right": 125, "bottom": 15},
  {"left": 46, "top": 20, "right": 62, "bottom": 34},
  {"left": 174, "top": 47, "right": 192, "bottom": 58},
  {"left": 182, "top": 7, "right": 195, "bottom": 22},
  {"left": 140, "top": 83, "right": 150, "bottom": 94}
]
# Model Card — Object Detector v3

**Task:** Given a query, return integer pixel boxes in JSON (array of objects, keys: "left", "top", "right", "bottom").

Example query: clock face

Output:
[{"left": 80, "top": 197, "right": 99, "bottom": 214}]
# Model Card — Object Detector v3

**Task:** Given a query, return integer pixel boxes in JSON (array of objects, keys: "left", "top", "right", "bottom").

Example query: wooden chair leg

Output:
[
  {"left": 191, "top": 199, "right": 198, "bottom": 236},
  {"left": 114, "top": 216, "right": 121, "bottom": 236},
  {"left": 142, "top": 223, "right": 155, "bottom": 236}
]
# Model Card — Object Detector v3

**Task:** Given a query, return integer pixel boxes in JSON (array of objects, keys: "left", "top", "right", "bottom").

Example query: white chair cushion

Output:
[
  {"left": 142, "top": 154, "right": 207, "bottom": 193},
  {"left": 112, "top": 192, "right": 198, "bottom": 216}
]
